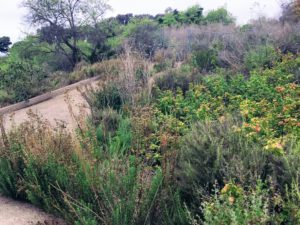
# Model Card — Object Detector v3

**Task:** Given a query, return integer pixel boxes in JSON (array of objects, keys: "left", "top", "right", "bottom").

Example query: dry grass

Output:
[{"left": 3, "top": 111, "right": 74, "bottom": 163}]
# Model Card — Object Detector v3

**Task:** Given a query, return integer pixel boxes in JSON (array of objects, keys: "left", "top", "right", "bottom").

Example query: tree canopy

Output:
[
  {"left": 22, "top": 0, "right": 111, "bottom": 67},
  {"left": 0, "top": 36, "right": 12, "bottom": 53}
]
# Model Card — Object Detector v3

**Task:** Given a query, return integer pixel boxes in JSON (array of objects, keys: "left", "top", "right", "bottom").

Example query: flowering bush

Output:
[
  {"left": 202, "top": 182, "right": 270, "bottom": 225},
  {"left": 155, "top": 56, "right": 300, "bottom": 156}
]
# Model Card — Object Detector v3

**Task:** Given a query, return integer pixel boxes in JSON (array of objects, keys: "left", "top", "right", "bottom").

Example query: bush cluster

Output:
[{"left": 1, "top": 3, "right": 300, "bottom": 225}]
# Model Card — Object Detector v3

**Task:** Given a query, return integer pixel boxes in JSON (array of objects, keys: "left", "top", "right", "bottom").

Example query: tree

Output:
[
  {"left": 158, "top": 5, "right": 204, "bottom": 26},
  {"left": 1, "top": 60, "right": 46, "bottom": 102},
  {"left": 129, "top": 22, "right": 166, "bottom": 58},
  {"left": 205, "top": 7, "right": 235, "bottom": 25},
  {"left": 184, "top": 5, "right": 204, "bottom": 24},
  {"left": 281, "top": 0, "right": 300, "bottom": 23},
  {"left": 0, "top": 36, "right": 12, "bottom": 53},
  {"left": 116, "top": 14, "right": 133, "bottom": 25},
  {"left": 22, "top": 0, "right": 111, "bottom": 67}
]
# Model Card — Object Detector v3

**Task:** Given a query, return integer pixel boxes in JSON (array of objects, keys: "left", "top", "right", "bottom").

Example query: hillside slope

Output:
[
  {"left": 1, "top": 78, "right": 100, "bottom": 131},
  {"left": 0, "top": 78, "right": 100, "bottom": 225}
]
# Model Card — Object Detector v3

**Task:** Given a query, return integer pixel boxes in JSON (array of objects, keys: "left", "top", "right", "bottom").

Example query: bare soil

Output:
[
  {"left": 0, "top": 195, "right": 65, "bottom": 225},
  {"left": 3, "top": 88, "right": 91, "bottom": 131}
]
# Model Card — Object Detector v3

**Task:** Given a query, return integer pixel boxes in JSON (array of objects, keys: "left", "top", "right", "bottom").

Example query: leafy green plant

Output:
[
  {"left": 192, "top": 49, "right": 217, "bottom": 71},
  {"left": 244, "top": 44, "right": 278, "bottom": 71},
  {"left": 204, "top": 7, "right": 235, "bottom": 25},
  {"left": 0, "top": 60, "right": 47, "bottom": 103},
  {"left": 202, "top": 181, "right": 270, "bottom": 225},
  {"left": 281, "top": 180, "right": 300, "bottom": 224},
  {"left": 154, "top": 70, "right": 193, "bottom": 94},
  {"left": 93, "top": 82, "right": 123, "bottom": 111},
  {"left": 0, "top": 158, "right": 19, "bottom": 198},
  {"left": 177, "top": 117, "right": 268, "bottom": 194}
]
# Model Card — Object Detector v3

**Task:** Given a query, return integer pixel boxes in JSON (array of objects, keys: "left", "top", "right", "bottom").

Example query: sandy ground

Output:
[
  {"left": 3, "top": 88, "right": 91, "bottom": 131},
  {"left": 0, "top": 195, "right": 65, "bottom": 225},
  {"left": 0, "top": 81, "right": 100, "bottom": 225},
  {"left": 2, "top": 78, "right": 102, "bottom": 131}
]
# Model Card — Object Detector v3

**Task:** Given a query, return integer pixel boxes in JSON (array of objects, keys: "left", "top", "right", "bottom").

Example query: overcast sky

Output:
[{"left": 0, "top": 0, "right": 283, "bottom": 43}]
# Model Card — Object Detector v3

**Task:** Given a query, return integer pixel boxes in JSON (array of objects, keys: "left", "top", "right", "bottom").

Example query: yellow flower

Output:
[
  {"left": 232, "top": 125, "right": 241, "bottom": 132},
  {"left": 264, "top": 139, "right": 285, "bottom": 156},
  {"left": 289, "top": 83, "right": 297, "bottom": 90},
  {"left": 274, "top": 142, "right": 283, "bottom": 150},
  {"left": 218, "top": 116, "right": 225, "bottom": 123},
  {"left": 228, "top": 196, "right": 235, "bottom": 205},
  {"left": 254, "top": 125, "right": 261, "bottom": 133},
  {"left": 221, "top": 184, "right": 230, "bottom": 194},
  {"left": 275, "top": 86, "right": 285, "bottom": 93},
  {"left": 243, "top": 123, "right": 250, "bottom": 128}
]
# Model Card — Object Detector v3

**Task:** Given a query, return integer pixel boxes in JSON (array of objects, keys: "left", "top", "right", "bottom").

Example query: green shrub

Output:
[
  {"left": 0, "top": 138, "right": 26, "bottom": 199},
  {"left": 153, "top": 61, "right": 170, "bottom": 73},
  {"left": 108, "top": 117, "right": 132, "bottom": 155},
  {"left": 98, "top": 108, "right": 122, "bottom": 136},
  {"left": 0, "top": 60, "right": 48, "bottom": 103},
  {"left": 23, "top": 155, "right": 71, "bottom": 215},
  {"left": 177, "top": 117, "right": 294, "bottom": 205},
  {"left": 244, "top": 44, "right": 278, "bottom": 71},
  {"left": 204, "top": 7, "right": 235, "bottom": 25},
  {"left": 191, "top": 49, "right": 217, "bottom": 72},
  {"left": 0, "top": 158, "right": 19, "bottom": 198},
  {"left": 0, "top": 90, "right": 12, "bottom": 105},
  {"left": 129, "top": 23, "right": 167, "bottom": 58},
  {"left": 0, "top": 115, "right": 188, "bottom": 225},
  {"left": 94, "top": 111, "right": 132, "bottom": 155},
  {"left": 178, "top": 118, "right": 262, "bottom": 191},
  {"left": 202, "top": 181, "right": 270, "bottom": 225},
  {"left": 154, "top": 70, "right": 193, "bottom": 95},
  {"left": 93, "top": 82, "right": 123, "bottom": 111},
  {"left": 281, "top": 180, "right": 300, "bottom": 224}
]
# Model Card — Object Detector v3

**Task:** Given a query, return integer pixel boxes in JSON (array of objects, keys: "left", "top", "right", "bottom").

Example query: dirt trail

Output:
[
  {"left": 3, "top": 88, "right": 89, "bottom": 131},
  {"left": 0, "top": 79, "right": 100, "bottom": 225},
  {"left": 0, "top": 195, "right": 64, "bottom": 225},
  {"left": 2, "top": 80, "right": 100, "bottom": 131}
]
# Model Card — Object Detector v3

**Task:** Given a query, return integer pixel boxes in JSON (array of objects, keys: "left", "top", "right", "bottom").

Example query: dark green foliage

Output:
[
  {"left": 97, "top": 108, "right": 122, "bottom": 137},
  {"left": 0, "top": 36, "right": 12, "bottom": 53},
  {"left": 244, "top": 44, "right": 278, "bottom": 71},
  {"left": 0, "top": 138, "right": 26, "bottom": 199},
  {"left": 192, "top": 49, "right": 217, "bottom": 71},
  {"left": 281, "top": 180, "right": 300, "bottom": 224},
  {"left": 154, "top": 70, "right": 194, "bottom": 94},
  {"left": 202, "top": 181, "right": 270, "bottom": 224},
  {"left": 0, "top": 60, "right": 47, "bottom": 103},
  {"left": 158, "top": 5, "right": 204, "bottom": 26},
  {"left": 23, "top": 156, "right": 71, "bottom": 214},
  {"left": 204, "top": 8, "right": 235, "bottom": 25},
  {"left": 0, "top": 116, "right": 187, "bottom": 225},
  {"left": 23, "top": 0, "right": 111, "bottom": 67},
  {"left": 96, "top": 113, "right": 133, "bottom": 156},
  {"left": 108, "top": 117, "right": 132, "bottom": 155},
  {"left": 0, "top": 159, "right": 19, "bottom": 198},
  {"left": 1, "top": 3, "right": 300, "bottom": 225},
  {"left": 93, "top": 82, "right": 123, "bottom": 111},
  {"left": 129, "top": 23, "right": 167, "bottom": 58},
  {"left": 177, "top": 117, "right": 298, "bottom": 204},
  {"left": 178, "top": 118, "right": 265, "bottom": 192}
]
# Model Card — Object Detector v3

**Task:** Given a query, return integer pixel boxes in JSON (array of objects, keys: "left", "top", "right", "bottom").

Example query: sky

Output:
[{"left": 0, "top": 0, "right": 283, "bottom": 43}]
